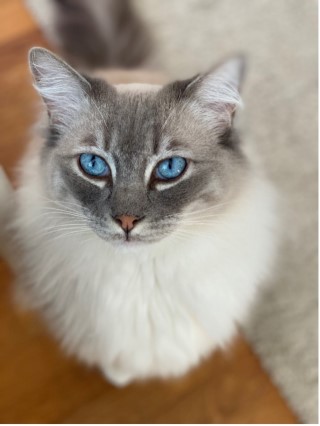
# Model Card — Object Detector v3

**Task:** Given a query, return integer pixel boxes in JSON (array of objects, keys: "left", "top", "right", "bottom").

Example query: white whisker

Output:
[
  {"left": 33, "top": 225, "right": 91, "bottom": 239},
  {"left": 40, "top": 208, "right": 87, "bottom": 219},
  {"left": 47, "top": 229, "right": 92, "bottom": 243}
]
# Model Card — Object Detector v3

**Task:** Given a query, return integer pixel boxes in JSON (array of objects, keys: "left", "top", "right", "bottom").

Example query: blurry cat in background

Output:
[{"left": 4, "top": 0, "right": 277, "bottom": 385}]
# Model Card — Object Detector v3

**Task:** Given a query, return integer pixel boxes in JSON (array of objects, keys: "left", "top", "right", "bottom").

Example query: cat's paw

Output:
[{"left": 101, "top": 367, "right": 134, "bottom": 387}]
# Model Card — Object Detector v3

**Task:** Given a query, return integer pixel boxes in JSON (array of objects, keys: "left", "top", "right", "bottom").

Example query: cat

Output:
[{"left": 4, "top": 0, "right": 277, "bottom": 386}]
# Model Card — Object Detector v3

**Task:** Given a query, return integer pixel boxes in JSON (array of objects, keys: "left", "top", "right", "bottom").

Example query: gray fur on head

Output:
[{"left": 29, "top": 47, "right": 246, "bottom": 245}]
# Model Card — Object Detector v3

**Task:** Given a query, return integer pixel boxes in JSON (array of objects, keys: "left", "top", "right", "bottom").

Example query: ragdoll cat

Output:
[{"left": 7, "top": 0, "right": 277, "bottom": 386}]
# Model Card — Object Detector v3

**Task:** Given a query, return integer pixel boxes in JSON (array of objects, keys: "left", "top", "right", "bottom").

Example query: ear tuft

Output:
[
  {"left": 188, "top": 55, "right": 246, "bottom": 128},
  {"left": 199, "top": 56, "right": 245, "bottom": 113},
  {"left": 28, "top": 47, "right": 91, "bottom": 130}
]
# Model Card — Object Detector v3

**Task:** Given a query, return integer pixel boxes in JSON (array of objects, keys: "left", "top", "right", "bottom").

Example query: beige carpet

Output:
[{"left": 133, "top": 0, "right": 318, "bottom": 423}]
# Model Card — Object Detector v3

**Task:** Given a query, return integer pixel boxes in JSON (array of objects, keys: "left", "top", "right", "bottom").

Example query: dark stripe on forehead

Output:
[
  {"left": 166, "top": 139, "right": 189, "bottom": 151},
  {"left": 152, "top": 120, "right": 163, "bottom": 155},
  {"left": 78, "top": 135, "right": 99, "bottom": 148},
  {"left": 109, "top": 91, "right": 158, "bottom": 156},
  {"left": 85, "top": 76, "right": 118, "bottom": 151}
]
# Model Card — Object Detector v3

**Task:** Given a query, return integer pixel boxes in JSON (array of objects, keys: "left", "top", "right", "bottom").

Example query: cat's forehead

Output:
[{"left": 88, "top": 81, "right": 176, "bottom": 157}]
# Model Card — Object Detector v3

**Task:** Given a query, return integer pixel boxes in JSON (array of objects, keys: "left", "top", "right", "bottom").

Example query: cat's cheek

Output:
[{"left": 60, "top": 170, "right": 112, "bottom": 212}]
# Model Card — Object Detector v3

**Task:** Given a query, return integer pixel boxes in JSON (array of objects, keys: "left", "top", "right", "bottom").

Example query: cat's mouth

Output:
[{"left": 90, "top": 220, "right": 172, "bottom": 245}]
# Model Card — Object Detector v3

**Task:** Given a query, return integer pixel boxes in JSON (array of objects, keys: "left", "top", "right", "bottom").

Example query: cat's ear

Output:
[
  {"left": 187, "top": 56, "right": 246, "bottom": 128},
  {"left": 29, "top": 47, "right": 91, "bottom": 130}
]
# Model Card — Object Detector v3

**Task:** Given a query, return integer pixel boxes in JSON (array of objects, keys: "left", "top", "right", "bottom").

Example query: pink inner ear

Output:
[
  {"left": 208, "top": 101, "right": 238, "bottom": 121},
  {"left": 225, "top": 102, "right": 238, "bottom": 116}
]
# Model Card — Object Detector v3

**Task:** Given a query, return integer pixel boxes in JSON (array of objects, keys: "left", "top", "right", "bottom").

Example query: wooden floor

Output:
[{"left": 0, "top": 1, "right": 298, "bottom": 423}]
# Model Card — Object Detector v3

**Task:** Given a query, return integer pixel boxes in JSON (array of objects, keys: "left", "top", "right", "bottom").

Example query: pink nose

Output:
[{"left": 115, "top": 215, "right": 140, "bottom": 232}]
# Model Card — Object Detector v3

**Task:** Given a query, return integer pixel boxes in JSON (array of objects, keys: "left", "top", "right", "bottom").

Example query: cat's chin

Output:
[
  {"left": 92, "top": 226, "right": 172, "bottom": 247},
  {"left": 96, "top": 233, "right": 162, "bottom": 249},
  {"left": 114, "top": 238, "right": 148, "bottom": 246},
  {"left": 107, "top": 238, "right": 160, "bottom": 253}
]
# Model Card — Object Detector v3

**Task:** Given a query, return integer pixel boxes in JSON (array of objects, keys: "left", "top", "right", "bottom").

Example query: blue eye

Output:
[
  {"left": 155, "top": 156, "right": 187, "bottom": 180},
  {"left": 79, "top": 153, "right": 110, "bottom": 177}
]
